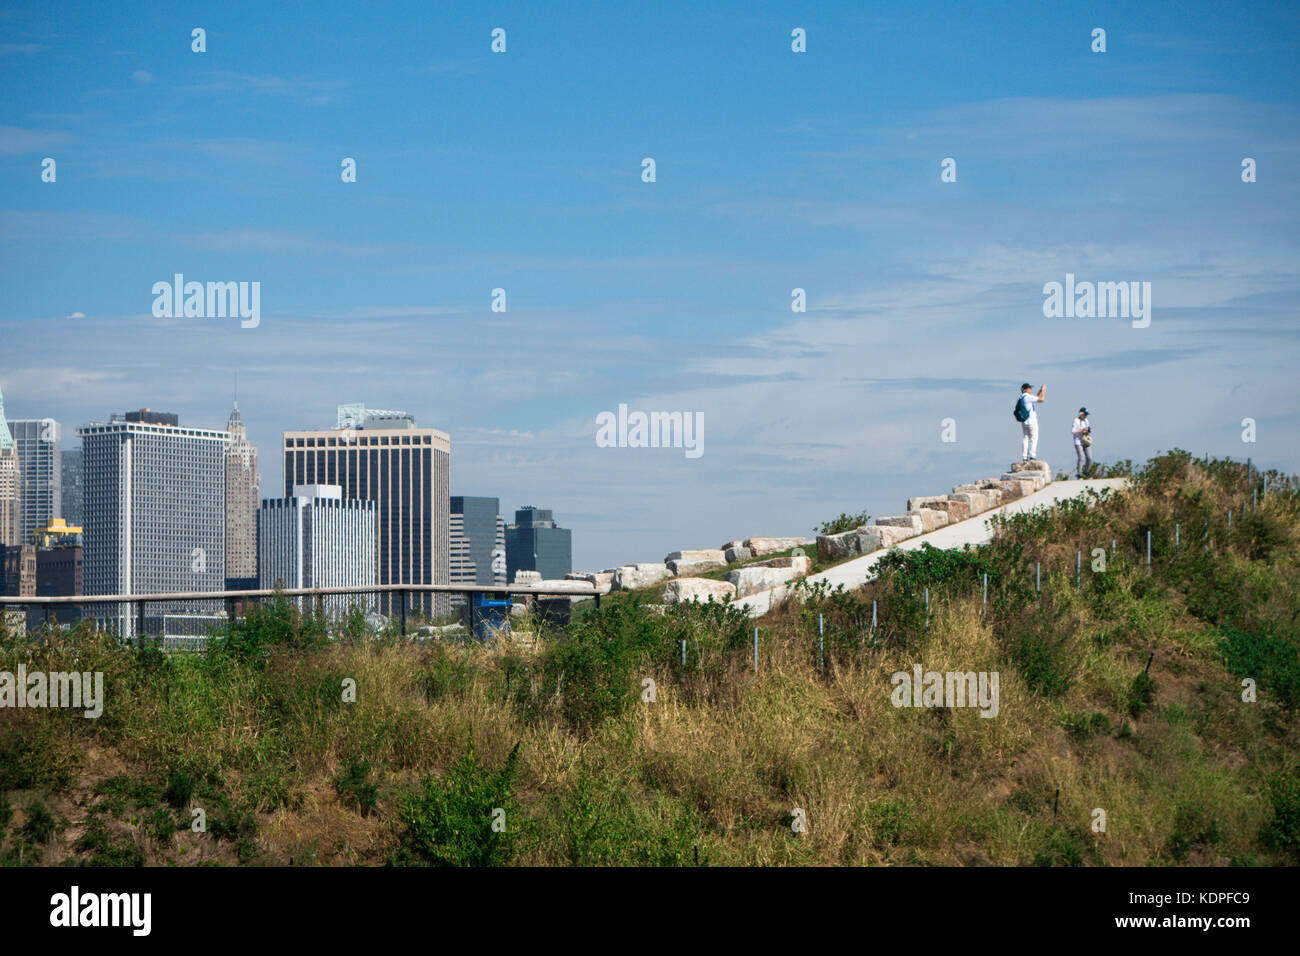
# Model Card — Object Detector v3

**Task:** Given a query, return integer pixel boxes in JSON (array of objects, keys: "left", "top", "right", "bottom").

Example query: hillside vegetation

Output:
[{"left": 2, "top": 450, "right": 1297, "bottom": 866}]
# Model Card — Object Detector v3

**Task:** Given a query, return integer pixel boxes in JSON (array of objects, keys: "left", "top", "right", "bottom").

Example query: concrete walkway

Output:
[{"left": 734, "top": 477, "right": 1131, "bottom": 616}]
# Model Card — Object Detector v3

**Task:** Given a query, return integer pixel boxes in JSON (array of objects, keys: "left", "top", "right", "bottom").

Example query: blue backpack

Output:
[{"left": 1013, "top": 395, "right": 1030, "bottom": 422}]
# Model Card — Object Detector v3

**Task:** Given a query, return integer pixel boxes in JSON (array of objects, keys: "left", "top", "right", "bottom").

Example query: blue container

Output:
[{"left": 469, "top": 592, "right": 512, "bottom": 641}]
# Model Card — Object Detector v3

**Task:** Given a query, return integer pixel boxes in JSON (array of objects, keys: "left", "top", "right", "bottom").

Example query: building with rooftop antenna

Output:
[
  {"left": 224, "top": 401, "right": 260, "bottom": 588},
  {"left": 0, "top": 386, "right": 22, "bottom": 547},
  {"left": 283, "top": 403, "right": 449, "bottom": 619}
]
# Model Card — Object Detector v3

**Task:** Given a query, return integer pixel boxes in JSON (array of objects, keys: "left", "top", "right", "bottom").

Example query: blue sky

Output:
[{"left": 2, "top": 0, "right": 1298, "bottom": 570}]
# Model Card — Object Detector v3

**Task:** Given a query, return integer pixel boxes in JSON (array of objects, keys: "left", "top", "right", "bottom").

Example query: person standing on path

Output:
[
  {"left": 1072, "top": 407, "right": 1093, "bottom": 478},
  {"left": 1015, "top": 383, "right": 1045, "bottom": 460}
]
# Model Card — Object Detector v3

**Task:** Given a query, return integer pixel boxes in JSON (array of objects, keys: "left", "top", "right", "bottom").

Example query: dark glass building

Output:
[
  {"left": 450, "top": 496, "right": 505, "bottom": 590},
  {"left": 61, "top": 447, "right": 83, "bottom": 528},
  {"left": 504, "top": 506, "right": 572, "bottom": 583},
  {"left": 282, "top": 406, "right": 450, "bottom": 617}
]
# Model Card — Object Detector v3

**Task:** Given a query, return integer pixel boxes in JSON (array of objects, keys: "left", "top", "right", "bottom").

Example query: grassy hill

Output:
[{"left": 2, "top": 450, "right": 1297, "bottom": 866}]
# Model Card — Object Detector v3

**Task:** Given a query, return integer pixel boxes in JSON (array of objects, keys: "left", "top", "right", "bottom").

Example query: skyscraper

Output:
[
  {"left": 0, "top": 386, "right": 21, "bottom": 547},
  {"left": 450, "top": 496, "right": 506, "bottom": 605},
  {"left": 282, "top": 404, "right": 450, "bottom": 617},
  {"left": 504, "top": 506, "right": 573, "bottom": 582},
  {"left": 61, "top": 447, "right": 83, "bottom": 528},
  {"left": 8, "top": 418, "right": 62, "bottom": 544},
  {"left": 79, "top": 410, "right": 228, "bottom": 637},
  {"left": 258, "top": 484, "right": 376, "bottom": 614},
  {"left": 224, "top": 402, "right": 260, "bottom": 587}
]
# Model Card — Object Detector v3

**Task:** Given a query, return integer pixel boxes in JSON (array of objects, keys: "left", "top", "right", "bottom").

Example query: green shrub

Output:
[
  {"left": 336, "top": 760, "right": 379, "bottom": 817},
  {"left": 1032, "top": 825, "right": 1086, "bottom": 867},
  {"left": 1164, "top": 801, "right": 1222, "bottom": 861},
  {"left": 1220, "top": 626, "right": 1300, "bottom": 712},
  {"left": 74, "top": 817, "right": 146, "bottom": 867},
  {"left": 164, "top": 770, "right": 197, "bottom": 810},
  {"left": 396, "top": 743, "right": 520, "bottom": 866},
  {"left": 556, "top": 766, "right": 699, "bottom": 866},
  {"left": 1127, "top": 671, "right": 1157, "bottom": 718},
  {"left": 816, "top": 511, "right": 871, "bottom": 535},
  {"left": 23, "top": 801, "right": 61, "bottom": 844},
  {"left": 1261, "top": 769, "right": 1300, "bottom": 855},
  {"left": 1061, "top": 710, "right": 1112, "bottom": 740}
]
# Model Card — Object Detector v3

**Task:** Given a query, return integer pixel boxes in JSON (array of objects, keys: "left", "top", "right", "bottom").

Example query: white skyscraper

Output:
[
  {"left": 79, "top": 410, "right": 228, "bottom": 637},
  {"left": 258, "top": 484, "right": 377, "bottom": 614}
]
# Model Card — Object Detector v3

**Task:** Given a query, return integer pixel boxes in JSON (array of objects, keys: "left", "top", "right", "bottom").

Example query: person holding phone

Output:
[{"left": 1072, "top": 407, "right": 1093, "bottom": 478}]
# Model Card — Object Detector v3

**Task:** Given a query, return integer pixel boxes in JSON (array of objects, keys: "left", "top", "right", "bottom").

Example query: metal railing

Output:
[{"left": 0, "top": 582, "right": 602, "bottom": 643}]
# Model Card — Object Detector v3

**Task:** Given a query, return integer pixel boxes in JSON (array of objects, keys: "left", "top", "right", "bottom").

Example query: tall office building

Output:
[
  {"left": 259, "top": 484, "right": 376, "bottom": 613},
  {"left": 450, "top": 496, "right": 506, "bottom": 605},
  {"left": 282, "top": 404, "right": 450, "bottom": 617},
  {"left": 61, "top": 447, "right": 83, "bottom": 528},
  {"left": 0, "top": 387, "right": 21, "bottom": 546},
  {"left": 224, "top": 402, "right": 260, "bottom": 587},
  {"left": 79, "top": 409, "right": 228, "bottom": 637},
  {"left": 505, "top": 506, "right": 573, "bottom": 582},
  {"left": 8, "top": 418, "right": 62, "bottom": 544}
]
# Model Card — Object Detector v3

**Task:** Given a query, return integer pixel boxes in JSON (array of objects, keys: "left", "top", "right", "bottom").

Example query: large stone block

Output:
[
  {"left": 754, "top": 555, "right": 812, "bottom": 575},
  {"left": 720, "top": 540, "right": 746, "bottom": 552},
  {"left": 908, "top": 508, "right": 949, "bottom": 532},
  {"left": 726, "top": 565, "right": 801, "bottom": 597},
  {"left": 612, "top": 564, "right": 672, "bottom": 591},
  {"left": 1010, "top": 459, "right": 1051, "bottom": 477},
  {"left": 817, "top": 531, "right": 861, "bottom": 562},
  {"left": 724, "top": 546, "right": 753, "bottom": 564},
  {"left": 907, "top": 494, "right": 950, "bottom": 512},
  {"left": 668, "top": 558, "right": 726, "bottom": 576},
  {"left": 663, "top": 577, "right": 736, "bottom": 604},
  {"left": 743, "top": 536, "right": 808, "bottom": 556},
  {"left": 857, "top": 524, "right": 913, "bottom": 552},
  {"left": 922, "top": 499, "right": 971, "bottom": 521},
  {"left": 876, "top": 514, "right": 924, "bottom": 536},
  {"left": 665, "top": 549, "right": 726, "bottom": 564},
  {"left": 949, "top": 491, "right": 997, "bottom": 514},
  {"left": 566, "top": 571, "right": 614, "bottom": 589},
  {"left": 1001, "top": 471, "right": 1046, "bottom": 491}
]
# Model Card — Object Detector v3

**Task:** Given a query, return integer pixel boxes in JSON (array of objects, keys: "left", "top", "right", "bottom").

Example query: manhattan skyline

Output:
[{"left": 2, "top": 0, "right": 1298, "bottom": 571}]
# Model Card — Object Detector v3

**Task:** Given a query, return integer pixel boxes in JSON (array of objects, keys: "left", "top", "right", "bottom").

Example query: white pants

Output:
[{"left": 1021, "top": 420, "right": 1038, "bottom": 459}]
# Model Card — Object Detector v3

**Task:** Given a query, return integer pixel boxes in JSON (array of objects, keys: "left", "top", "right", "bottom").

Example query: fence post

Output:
[
  {"left": 1227, "top": 509, "right": 1232, "bottom": 531},
  {"left": 872, "top": 600, "right": 877, "bottom": 632},
  {"left": 1174, "top": 524, "right": 1179, "bottom": 549},
  {"left": 982, "top": 573, "right": 988, "bottom": 613},
  {"left": 1035, "top": 562, "right": 1040, "bottom": 595},
  {"left": 399, "top": 590, "right": 407, "bottom": 636},
  {"left": 753, "top": 627, "right": 759, "bottom": 672},
  {"left": 136, "top": 600, "right": 146, "bottom": 644},
  {"left": 924, "top": 587, "right": 930, "bottom": 626},
  {"left": 1146, "top": 530, "right": 1151, "bottom": 566},
  {"left": 1076, "top": 551, "right": 1081, "bottom": 587},
  {"left": 818, "top": 614, "right": 824, "bottom": 672},
  {"left": 681, "top": 639, "right": 686, "bottom": 667}
]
